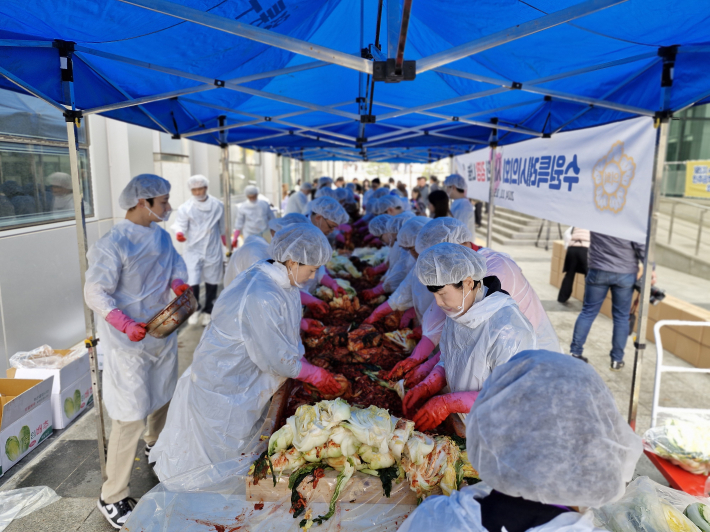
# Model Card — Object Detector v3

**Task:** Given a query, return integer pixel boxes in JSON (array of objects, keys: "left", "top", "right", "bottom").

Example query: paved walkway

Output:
[{"left": 4, "top": 240, "right": 710, "bottom": 530}]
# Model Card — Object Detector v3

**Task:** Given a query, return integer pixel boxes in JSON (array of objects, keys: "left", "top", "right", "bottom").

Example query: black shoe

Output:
[
  {"left": 611, "top": 360, "right": 625, "bottom": 371},
  {"left": 145, "top": 442, "right": 154, "bottom": 457},
  {"left": 571, "top": 353, "right": 588, "bottom": 363},
  {"left": 97, "top": 497, "right": 136, "bottom": 529}
]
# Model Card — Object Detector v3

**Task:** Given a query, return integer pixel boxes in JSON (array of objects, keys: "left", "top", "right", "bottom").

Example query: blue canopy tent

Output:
[{"left": 2, "top": 0, "right": 710, "bottom": 478}]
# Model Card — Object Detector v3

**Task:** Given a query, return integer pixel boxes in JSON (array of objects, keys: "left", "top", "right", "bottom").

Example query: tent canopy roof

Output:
[{"left": 1, "top": 0, "right": 709, "bottom": 162}]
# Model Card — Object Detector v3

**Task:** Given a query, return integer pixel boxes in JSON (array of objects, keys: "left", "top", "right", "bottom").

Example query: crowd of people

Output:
[{"left": 82, "top": 171, "right": 645, "bottom": 530}]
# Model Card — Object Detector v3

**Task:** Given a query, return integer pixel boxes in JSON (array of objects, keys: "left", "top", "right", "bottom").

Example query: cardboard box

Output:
[
  {"left": 658, "top": 297, "right": 683, "bottom": 323},
  {"left": 676, "top": 310, "right": 708, "bottom": 343},
  {"left": 10, "top": 350, "right": 92, "bottom": 430},
  {"left": 0, "top": 378, "right": 53, "bottom": 475},
  {"left": 675, "top": 335, "right": 702, "bottom": 366},
  {"left": 550, "top": 267, "right": 559, "bottom": 288},
  {"left": 698, "top": 344, "right": 710, "bottom": 368},
  {"left": 658, "top": 325, "right": 679, "bottom": 354}
]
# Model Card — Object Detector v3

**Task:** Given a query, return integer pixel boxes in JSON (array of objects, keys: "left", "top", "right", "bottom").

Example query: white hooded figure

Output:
[
  {"left": 150, "top": 224, "right": 339, "bottom": 481},
  {"left": 285, "top": 182, "right": 313, "bottom": 215},
  {"left": 233, "top": 185, "right": 274, "bottom": 241},
  {"left": 48, "top": 171, "right": 75, "bottom": 212},
  {"left": 84, "top": 174, "right": 188, "bottom": 524},
  {"left": 444, "top": 174, "right": 476, "bottom": 242}
]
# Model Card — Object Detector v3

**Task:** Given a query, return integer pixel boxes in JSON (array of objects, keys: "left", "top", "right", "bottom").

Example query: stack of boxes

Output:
[{"left": 550, "top": 241, "right": 710, "bottom": 367}]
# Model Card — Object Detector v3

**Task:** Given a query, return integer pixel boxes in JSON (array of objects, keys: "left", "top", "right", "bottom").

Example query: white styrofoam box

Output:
[
  {"left": 0, "top": 378, "right": 54, "bottom": 475},
  {"left": 13, "top": 349, "right": 89, "bottom": 395},
  {"left": 53, "top": 371, "right": 93, "bottom": 430}
]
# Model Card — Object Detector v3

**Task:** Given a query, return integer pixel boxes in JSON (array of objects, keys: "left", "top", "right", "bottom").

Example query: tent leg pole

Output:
[
  {"left": 66, "top": 117, "right": 108, "bottom": 481},
  {"left": 486, "top": 146, "right": 496, "bottom": 248},
  {"left": 628, "top": 118, "right": 669, "bottom": 431},
  {"left": 220, "top": 133, "right": 232, "bottom": 257}
]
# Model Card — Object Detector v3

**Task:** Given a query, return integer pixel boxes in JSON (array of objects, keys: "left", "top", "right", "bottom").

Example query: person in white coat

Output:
[
  {"left": 232, "top": 185, "right": 274, "bottom": 247},
  {"left": 149, "top": 224, "right": 342, "bottom": 481},
  {"left": 445, "top": 173, "right": 476, "bottom": 241},
  {"left": 403, "top": 242, "right": 537, "bottom": 431},
  {"left": 171, "top": 175, "right": 224, "bottom": 327},
  {"left": 84, "top": 174, "right": 188, "bottom": 529},
  {"left": 285, "top": 182, "right": 313, "bottom": 215},
  {"left": 397, "top": 350, "right": 642, "bottom": 532}
]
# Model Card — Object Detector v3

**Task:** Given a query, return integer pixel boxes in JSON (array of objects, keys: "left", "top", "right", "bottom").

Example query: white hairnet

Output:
[
  {"left": 369, "top": 196, "right": 397, "bottom": 216},
  {"left": 118, "top": 174, "right": 171, "bottom": 210},
  {"left": 386, "top": 211, "right": 415, "bottom": 234},
  {"left": 300, "top": 182, "right": 313, "bottom": 192},
  {"left": 268, "top": 212, "right": 309, "bottom": 233},
  {"left": 346, "top": 183, "right": 356, "bottom": 192},
  {"left": 397, "top": 216, "right": 429, "bottom": 248},
  {"left": 379, "top": 195, "right": 402, "bottom": 212},
  {"left": 334, "top": 187, "right": 350, "bottom": 204},
  {"left": 315, "top": 187, "right": 337, "bottom": 199},
  {"left": 269, "top": 223, "right": 332, "bottom": 266},
  {"left": 466, "top": 350, "right": 643, "bottom": 508},
  {"left": 444, "top": 173, "right": 467, "bottom": 192},
  {"left": 318, "top": 177, "right": 333, "bottom": 188},
  {"left": 187, "top": 174, "right": 209, "bottom": 189},
  {"left": 415, "top": 217, "right": 473, "bottom": 254},
  {"left": 416, "top": 242, "right": 486, "bottom": 286},
  {"left": 310, "top": 196, "right": 348, "bottom": 225},
  {"left": 47, "top": 172, "right": 72, "bottom": 189},
  {"left": 372, "top": 188, "right": 390, "bottom": 200},
  {"left": 245, "top": 185, "right": 259, "bottom": 197},
  {"left": 368, "top": 214, "right": 392, "bottom": 237}
]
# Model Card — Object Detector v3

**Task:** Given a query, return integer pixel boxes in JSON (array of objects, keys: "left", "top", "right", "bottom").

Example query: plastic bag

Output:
[
  {"left": 0, "top": 486, "right": 60, "bottom": 531},
  {"left": 594, "top": 477, "right": 710, "bottom": 532},
  {"left": 644, "top": 419, "right": 710, "bottom": 475},
  {"left": 9, "top": 344, "right": 85, "bottom": 369}
]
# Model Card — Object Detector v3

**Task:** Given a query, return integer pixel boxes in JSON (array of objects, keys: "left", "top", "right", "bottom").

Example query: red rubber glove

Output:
[
  {"left": 413, "top": 391, "right": 480, "bottom": 432},
  {"left": 300, "top": 291, "right": 330, "bottom": 318},
  {"left": 322, "top": 274, "right": 347, "bottom": 297},
  {"left": 297, "top": 358, "right": 341, "bottom": 396},
  {"left": 362, "top": 283, "right": 385, "bottom": 301},
  {"left": 176, "top": 232, "right": 186, "bottom": 243},
  {"left": 364, "top": 301, "right": 392, "bottom": 324},
  {"left": 337, "top": 224, "right": 352, "bottom": 233},
  {"left": 365, "top": 262, "right": 389, "bottom": 278},
  {"left": 370, "top": 237, "right": 383, "bottom": 247},
  {"left": 405, "top": 351, "right": 441, "bottom": 388},
  {"left": 221, "top": 234, "right": 227, "bottom": 246},
  {"left": 106, "top": 309, "right": 147, "bottom": 342},
  {"left": 300, "top": 318, "right": 325, "bottom": 335},
  {"left": 171, "top": 279, "right": 190, "bottom": 296},
  {"left": 231, "top": 230, "right": 241, "bottom": 249},
  {"left": 399, "top": 307, "right": 417, "bottom": 329},
  {"left": 403, "top": 365, "right": 446, "bottom": 417},
  {"left": 387, "top": 336, "right": 436, "bottom": 381}
]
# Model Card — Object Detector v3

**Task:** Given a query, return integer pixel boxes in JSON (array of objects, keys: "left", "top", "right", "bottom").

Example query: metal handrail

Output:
[
  {"left": 665, "top": 197, "right": 710, "bottom": 254},
  {"left": 651, "top": 320, "right": 710, "bottom": 428}
]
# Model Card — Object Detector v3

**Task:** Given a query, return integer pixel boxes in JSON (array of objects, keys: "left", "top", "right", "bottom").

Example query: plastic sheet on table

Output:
[
  {"left": 9, "top": 344, "right": 85, "bottom": 369},
  {"left": 124, "top": 445, "right": 417, "bottom": 532},
  {"left": 0, "top": 486, "right": 60, "bottom": 532},
  {"left": 644, "top": 418, "right": 710, "bottom": 476}
]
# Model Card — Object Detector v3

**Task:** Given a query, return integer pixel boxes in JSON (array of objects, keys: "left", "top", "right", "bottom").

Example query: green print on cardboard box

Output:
[{"left": 64, "top": 389, "right": 84, "bottom": 419}]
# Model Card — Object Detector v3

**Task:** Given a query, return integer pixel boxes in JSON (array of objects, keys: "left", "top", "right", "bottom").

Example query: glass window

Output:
[
  {"left": 0, "top": 141, "right": 93, "bottom": 230},
  {"left": 227, "top": 146, "right": 262, "bottom": 197}
]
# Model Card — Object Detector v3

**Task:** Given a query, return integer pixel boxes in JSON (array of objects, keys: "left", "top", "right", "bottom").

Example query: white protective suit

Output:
[
  {"left": 451, "top": 197, "right": 476, "bottom": 241},
  {"left": 234, "top": 198, "right": 274, "bottom": 239},
  {"left": 223, "top": 235, "right": 270, "bottom": 287},
  {"left": 387, "top": 269, "right": 434, "bottom": 323},
  {"left": 381, "top": 241, "right": 414, "bottom": 293},
  {"left": 285, "top": 190, "right": 309, "bottom": 214},
  {"left": 171, "top": 195, "right": 224, "bottom": 285},
  {"left": 84, "top": 219, "right": 188, "bottom": 421}
]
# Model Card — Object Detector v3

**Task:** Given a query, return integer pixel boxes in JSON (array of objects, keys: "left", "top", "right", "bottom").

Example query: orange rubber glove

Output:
[
  {"left": 364, "top": 301, "right": 392, "bottom": 324},
  {"left": 365, "top": 262, "right": 389, "bottom": 278},
  {"left": 362, "top": 283, "right": 385, "bottom": 301},
  {"left": 300, "top": 318, "right": 325, "bottom": 335},
  {"left": 176, "top": 232, "right": 186, "bottom": 242},
  {"left": 404, "top": 351, "right": 441, "bottom": 388},
  {"left": 297, "top": 358, "right": 341, "bottom": 396},
  {"left": 386, "top": 336, "right": 436, "bottom": 381},
  {"left": 412, "top": 391, "right": 479, "bottom": 431},
  {"left": 171, "top": 279, "right": 190, "bottom": 296},
  {"left": 231, "top": 230, "right": 241, "bottom": 249},
  {"left": 403, "top": 365, "right": 446, "bottom": 417}
]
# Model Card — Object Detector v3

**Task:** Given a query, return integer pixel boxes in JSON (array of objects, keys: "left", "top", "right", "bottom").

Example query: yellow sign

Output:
[{"left": 685, "top": 161, "right": 710, "bottom": 198}]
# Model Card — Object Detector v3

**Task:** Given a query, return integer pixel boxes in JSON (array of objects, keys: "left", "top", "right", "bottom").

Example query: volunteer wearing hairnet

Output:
[
  {"left": 398, "top": 350, "right": 642, "bottom": 532},
  {"left": 285, "top": 182, "right": 313, "bottom": 215},
  {"left": 388, "top": 217, "right": 560, "bottom": 386},
  {"left": 150, "top": 224, "right": 342, "bottom": 481},
  {"left": 171, "top": 175, "right": 224, "bottom": 327},
  {"left": 47, "top": 171, "right": 75, "bottom": 211},
  {"left": 232, "top": 185, "right": 274, "bottom": 248},
  {"left": 403, "top": 242, "right": 536, "bottom": 431},
  {"left": 223, "top": 213, "right": 309, "bottom": 287},
  {"left": 444, "top": 173, "right": 476, "bottom": 240},
  {"left": 84, "top": 174, "right": 188, "bottom": 529}
]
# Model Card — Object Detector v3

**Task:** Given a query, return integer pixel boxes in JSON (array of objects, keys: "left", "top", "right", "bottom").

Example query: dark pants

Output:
[
  {"left": 557, "top": 246, "right": 589, "bottom": 303},
  {"left": 191, "top": 283, "right": 219, "bottom": 315},
  {"left": 474, "top": 202, "right": 483, "bottom": 226}
]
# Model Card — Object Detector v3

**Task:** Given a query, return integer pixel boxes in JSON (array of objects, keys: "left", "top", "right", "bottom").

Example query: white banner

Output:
[{"left": 455, "top": 117, "right": 656, "bottom": 242}]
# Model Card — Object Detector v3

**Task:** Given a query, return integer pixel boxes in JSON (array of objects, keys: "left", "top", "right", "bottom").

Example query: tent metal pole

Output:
[
  {"left": 628, "top": 117, "right": 669, "bottom": 430},
  {"left": 219, "top": 117, "right": 232, "bottom": 257},
  {"left": 487, "top": 119, "right": 499, "bottom": 248}
]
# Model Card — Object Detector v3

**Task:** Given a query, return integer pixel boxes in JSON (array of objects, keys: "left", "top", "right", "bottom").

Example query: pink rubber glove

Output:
[
  {"left": 399, "top": 307, "right": 417, "bottom": 329},
  {"left": 221, "top": 234, "right": 227, "bottom": 247},
  {"left": 300, "top": 291, "right": 330, "bottom": 318},
  {"left": 336, "top": 233, "right": 346, "bottom": 244},
  {"left": 387, "top": 336, "right": 436, "bottom": 381},
  {"left": 106, "top": 309, "right": 147, "bottom": 342},
  {"left": 403, "top": 365, "right": 446, "bottom": 417},
  {"left": 364, "top": 234, "right": 376, "bottom": 244},
  {"left": 371, "top": 237, "right": 383, "bottom": 247},
  {"left": 171, "top": 279, "right": 190, "bottom": 296},
  {"left": 405, "top": 351, "right": 441, "bottom": 388},
  {"left": 176, "top": 232, "right": 186, "bottom": 242},
  {"left": 301, "top": 318, "right": 325, "bottom": 335},
  {"left": 362, "top": 283, "right": 385, "bottom": 301},
  {"left": 365, "top": 262, "right": 389, "bottom": 278},
  {"left": 364, "top": 301, "right": 392, "bottom": 324},
  {"left": 231, "top": 230, "right": 241, "bottom": 249},
  {"left": 413, "top": 391, "right": 480, "bottom": 431},
  {"left": 337, "top": 224, "right": 352, "bottom": 233},
  {"left": 353, "top": 218, "right": 368, "bottom": 229},
  {"left": 322, "top": 274, "right": 347, "bottom": 297},
  {"left": 297, "top": 358, "right": 341, "bottom": 395}
]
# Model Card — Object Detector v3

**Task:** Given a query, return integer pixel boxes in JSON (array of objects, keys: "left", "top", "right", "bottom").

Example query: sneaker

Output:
[
  {"left": 201, "top": 313, "right": 211, "bottom": 326},
  {"left": 97, "top": 497, "right": 136, "bottom": 529},
  {"left": 571, "top": 353, "right": 588, "bottom": 363},
  {"left": 611, "top": 360, "right": 625, "bottom": 371},
  {"left": 188, "top": 311, "right": 201, "bottom": 326},
  {"left": 145, "top": 441, "right": 155, "bottom": 457}
]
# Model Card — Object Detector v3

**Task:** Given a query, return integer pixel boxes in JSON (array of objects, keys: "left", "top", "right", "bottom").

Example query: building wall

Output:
[{"left": 0, "top": 113, "right": 281, "bottom": 373}]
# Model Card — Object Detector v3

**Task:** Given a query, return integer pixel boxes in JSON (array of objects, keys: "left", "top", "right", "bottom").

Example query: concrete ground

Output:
[{"left": 2, "top": 239, "right": 710, "bottom": 530}]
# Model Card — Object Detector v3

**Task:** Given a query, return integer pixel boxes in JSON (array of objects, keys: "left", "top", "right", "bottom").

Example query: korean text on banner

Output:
[
  {"left": 455, "top": 117, "right": 656, "bottom": 243},
  {"left": 685, "top": 161, "right": 710, "bottom": 199}
]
